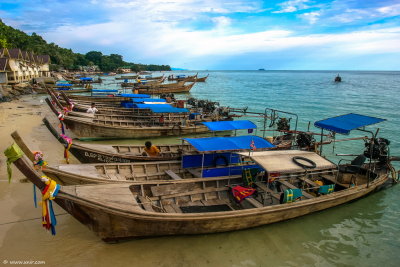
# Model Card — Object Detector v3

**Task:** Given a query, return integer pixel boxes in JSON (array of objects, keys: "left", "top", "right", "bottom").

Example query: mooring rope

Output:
[{"left": 0, "top": 213, "right": 68, "bottom": 226}]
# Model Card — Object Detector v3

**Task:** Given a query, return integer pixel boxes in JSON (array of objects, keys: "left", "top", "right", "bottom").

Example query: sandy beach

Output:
[{"left": 0, "top": 95, "right": 87, "bottom": 264}]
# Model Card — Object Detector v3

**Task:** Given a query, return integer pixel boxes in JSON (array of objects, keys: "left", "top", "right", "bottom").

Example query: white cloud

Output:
[
  {"left": 298, "top": 11, "right": 320, "bottom": 24},
  {"left": 212, "top": 16, "right": 232, "bottom": 29},
  {"left": 326, "top": 3, "right": 400, "bottom": 24},
  {"left": 24, "top": 0, "right": 400, "bottom": 69},
  {"left": 377, "top": 3, "right": 400, "bottom": 16},
  {"left": 43, "top": 8, "right": 400, "bottom": 67},
  {"left": 273, "top": 0, "right": 313, "bottom": 14}
]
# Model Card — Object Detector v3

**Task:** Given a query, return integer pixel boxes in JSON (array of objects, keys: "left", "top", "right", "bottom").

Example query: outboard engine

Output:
[
  {"left": 187, "top": 97, "right": 196, "bottom": 106},
  {"left": 364, "top": 138, "right": 390, "bottom": 164},
  {"left": 277, "top": 118, "right": 290, "bottom": 131},
  {"left": 296, "top": 132, "right": 315, "bottom": 149}
]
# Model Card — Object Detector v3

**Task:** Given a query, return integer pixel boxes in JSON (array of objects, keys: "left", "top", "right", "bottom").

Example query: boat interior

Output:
[{"left": 126, "top": 163, "right": 380, "bottom": 214}]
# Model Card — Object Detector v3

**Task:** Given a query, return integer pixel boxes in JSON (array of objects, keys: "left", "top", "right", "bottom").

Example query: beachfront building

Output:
[
  {"left": 80, "top": 65, "right": 99, "bottom": 72},
  {"left": 117, "top": 67, "right": 131, "bottom": 73},
  {"left": 0, "top": 48, "right": 51, "bottom": 84}
]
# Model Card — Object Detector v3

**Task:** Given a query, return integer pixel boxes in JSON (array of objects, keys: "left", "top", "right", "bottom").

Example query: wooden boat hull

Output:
[
  {"left": 134, "top": 81, "right": 185, "bottom": 89},
  {"left": 115, "top": 75, "right": 138, "bottom": 80},
  {"left": 137, "top": 82, "right": 195, "bottom": 94},
  {"left": 68, "top": 95, "right": 131, "bottom": 103},
  {"left": 68, "top": 142, "right": 190, "bottom": 164},
  {"left": 35, "top": 88, "right": 91, "bottom": 94},
  {"left": 63, "top": 116, "right": 209, "bottom": 139},
  {"left": 9, "top": 149, "right": 393, "bottom": 242},
  {"left": 195, "top": 75, "right": 208, "bottom": 82},
  {"left": 42, "top": 117, "right": 193, "bottom": 163},
  {"left": 55, "top": 173, "right": 388, "bottom": 241}
]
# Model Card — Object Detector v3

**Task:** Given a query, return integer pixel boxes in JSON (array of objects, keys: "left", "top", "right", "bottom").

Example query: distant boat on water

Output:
[
  {"left": 334, "top": 74, "right": 342, "bottom": 82},
  {"left": 258, "top": 68, "right": 266, "bottom": 71}
]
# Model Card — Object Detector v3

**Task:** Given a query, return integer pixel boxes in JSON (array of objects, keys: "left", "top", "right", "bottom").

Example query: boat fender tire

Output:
[
  {"left": 213, "top": 155, "right": 229, "bottom": 167},
  {"left": 292, "top": 156, "right": 316, "bottom": 169}
]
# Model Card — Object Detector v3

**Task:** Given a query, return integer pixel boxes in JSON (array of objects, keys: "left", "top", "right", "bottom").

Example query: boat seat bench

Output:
[
  {"left": 299, "top": 177, "right": 320, "bottom": 187},
  {"left": 278, "top": 180, "right": 315, "bottom": 199},
  {"left": 320, "top": 174, "right": 348, "bottom": 188}
]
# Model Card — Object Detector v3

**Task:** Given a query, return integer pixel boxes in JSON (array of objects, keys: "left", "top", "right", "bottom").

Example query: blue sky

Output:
[{"left": 1, "top": 0, "right": 400, "bottom": 70}]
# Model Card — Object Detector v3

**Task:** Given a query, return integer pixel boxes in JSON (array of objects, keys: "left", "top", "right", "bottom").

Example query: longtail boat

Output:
[
  {"left": 41, "top": 121, "right": 196, "bottom": 163},
  {"left": 6, "top": 140, "right": 397, "bottom": 242},
  {"left": 137, "top": 82, "right": 195, "bottom": 94},
  {"left": 67, "top": 95, "right": 132, "bottom": 103},
  {"left": 194, "top": 74, "right": 209, "bottom": 82},
  {"left": 145, "top": 75, "right": 165, "bottom": 80},
  {"left": 60, "top": 116, "right": 209, "bottom": 139},
  {"left": 47, "top": 99, "right": 225, "bottom": 124},
  {"left": 115, "top": 75, "right": 138, "bottom": 80},
  {"left": 122, "top": 76, "right": 165, "bottom": 87},
  {"left": 12, "top": 129, "right": 275, "bottom": 183},
  {"left": 35, "top": 88, "right": 92, "bottom": 94},
  {"left": 167, "top": 73, "right": 198, "bottom": 81},
  {"left": 134, "top": 80, "right": 185, "bottom": 89}
]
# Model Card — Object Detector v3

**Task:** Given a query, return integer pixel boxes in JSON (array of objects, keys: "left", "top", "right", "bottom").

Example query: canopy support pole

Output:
[
  {"left": 201, "top": 153, "right": 205, "bottom": 178},
  {"left": 319, "top": 129, "right": 324, "bottom": 155}
]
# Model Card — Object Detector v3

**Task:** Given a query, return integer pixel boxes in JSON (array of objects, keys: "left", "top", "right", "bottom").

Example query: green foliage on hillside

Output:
[{"left": 0, "top": 20, "right": 171, "bottom": 72}]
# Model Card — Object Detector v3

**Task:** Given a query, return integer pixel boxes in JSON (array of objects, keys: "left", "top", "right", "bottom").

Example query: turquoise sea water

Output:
[{"left": 84, "top": 70, "right": 400, "bottom": 266}]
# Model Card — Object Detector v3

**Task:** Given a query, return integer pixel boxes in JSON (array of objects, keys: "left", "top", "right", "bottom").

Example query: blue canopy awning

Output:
[
  {"left": 134, "top": 104, "right": 189, "bottom": 113},
  {"left": 184, "top": 136, "right": 274, "bottom": 152},
  {"left": 132, "top": 98, "right": 166, "bottom": 103},
  {"left": 201, "top": 120, "right": 257, "bottom": 131},
  {"left": 118, "top": 93, "right": 150, "bottom": 98},
  {"left": 80, "top": 77, "right": 93, "bottom": 81},
  {"left": 55, "top": 83, "right": 72, "bottom": 87},
  {"left": 314, "top": 113, "right": 386, "bottom": 135}
]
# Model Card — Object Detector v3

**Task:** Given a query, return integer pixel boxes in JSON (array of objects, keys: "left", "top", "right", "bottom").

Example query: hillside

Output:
[{"left": 0, "top": 20, "right": 171, "bottom": 72}]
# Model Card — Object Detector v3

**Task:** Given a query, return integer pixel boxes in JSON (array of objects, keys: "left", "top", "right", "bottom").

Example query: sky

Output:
[{"left": 1, "top": 0, "right": 400, "bottom": 70}]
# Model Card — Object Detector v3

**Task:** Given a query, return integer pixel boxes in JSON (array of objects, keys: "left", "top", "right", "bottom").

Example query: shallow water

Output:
[{"left": 1, "top": 71, "right": 400, "bottom": 266}]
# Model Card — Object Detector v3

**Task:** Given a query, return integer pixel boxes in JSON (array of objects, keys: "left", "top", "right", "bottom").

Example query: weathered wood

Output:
[
  {"left": 8, "top": 142, "right": 393, "bottom": 242},
  {"left": 62, "top": 116, "right": 210, "bottom": 139},
  {"left": 163, "top": 205, "right": 177, "bottom": 213},
  {"left": 158, "top": 187, "right": 228, "bottom": 200},
  {"left": 164, "top": 170, "right": 182, "bottom": 180},
  {"left": 170, "top": 203, "right": 183, "bottom": 213},
  {"left": 138, "top": 196, "right": 155, "bottom": 212},
  {"left": 187, "top": 168, "right": 202, "bottom": 178},
  {"left": 245, "top": 197, "right": 264, "bottom": 208},
  {"left": 151, "top": 183, "right": 197, "bottom": 197},
  {"left": 255, "top": 182, "right": 281, "bottom": 200},
  {"left": 10, "top": 131, "right": 34, "bottom": 161}
]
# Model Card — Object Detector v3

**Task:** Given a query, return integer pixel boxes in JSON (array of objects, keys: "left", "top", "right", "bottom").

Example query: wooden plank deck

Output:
[
  {"left": 245, "top": 197, "right": 264, "bottom": 208},
  {"left": 255, "top": 182, "right": 281, "bottom": 200},
  {"left": 164, "top": 170, "right": 183, "bottom": 180},
  {"left": 138, "top": 196, "right": 155, "bottom": 212}
]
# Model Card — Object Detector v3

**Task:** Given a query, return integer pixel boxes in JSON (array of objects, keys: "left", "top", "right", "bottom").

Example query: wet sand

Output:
[{"left": 1, "top": 95, "right": 399, "bottom": 266}]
